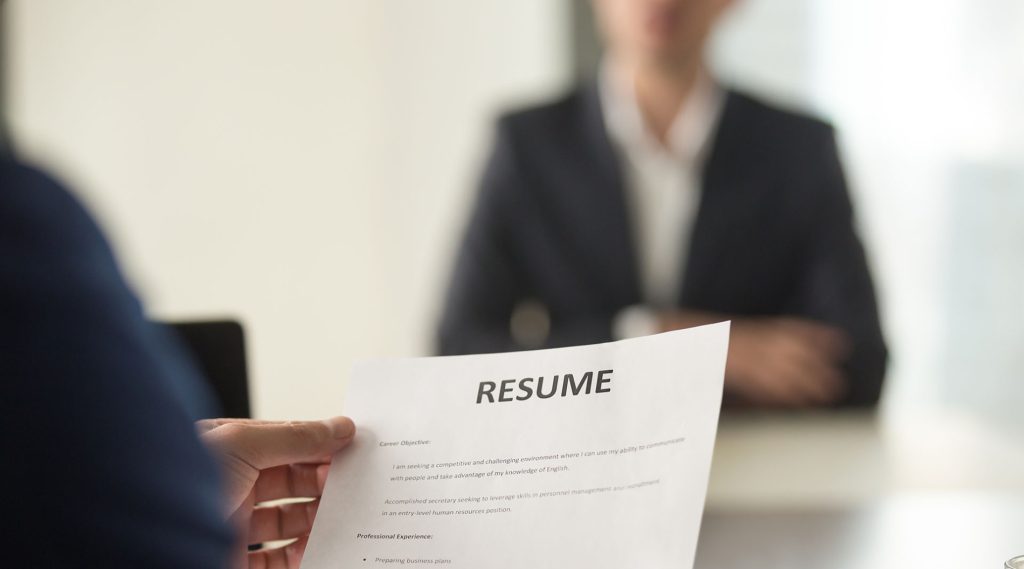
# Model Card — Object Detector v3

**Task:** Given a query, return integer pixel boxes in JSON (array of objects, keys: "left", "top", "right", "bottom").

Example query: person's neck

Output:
[{"left": 631, "top": 55, "right": 704, "bottom": 146}]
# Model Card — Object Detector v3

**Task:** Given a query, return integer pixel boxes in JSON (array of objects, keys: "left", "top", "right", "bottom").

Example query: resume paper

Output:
[{"left": 302, "top": 323, "right": 729, "bottom": 568}]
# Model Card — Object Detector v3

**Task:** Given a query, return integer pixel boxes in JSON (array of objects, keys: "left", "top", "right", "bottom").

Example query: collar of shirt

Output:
[
  {"left": 599, "top": 59, "right": 724, "bottom": 167},
  {"left": 597, "top": 59, "right": 726, "bottom": 315}
]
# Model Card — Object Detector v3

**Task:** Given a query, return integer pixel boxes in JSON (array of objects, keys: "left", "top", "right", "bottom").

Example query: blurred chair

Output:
[{"left": 165, "top": 320, "right": 251, "bottom": 419}]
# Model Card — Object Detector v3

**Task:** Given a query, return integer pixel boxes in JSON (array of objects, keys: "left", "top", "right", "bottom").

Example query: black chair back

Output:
[{"left": 166, "top": 320, "right": 251, "bottom": 418}]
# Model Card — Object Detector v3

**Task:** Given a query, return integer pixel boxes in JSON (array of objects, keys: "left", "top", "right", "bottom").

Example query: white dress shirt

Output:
[{"left": 600, "top": 62, "right": 724, "bottom": 338}]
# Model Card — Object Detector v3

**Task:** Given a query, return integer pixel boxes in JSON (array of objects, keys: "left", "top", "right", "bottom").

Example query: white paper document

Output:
[{"left": 302, "top": 323, "right": 729, "bottom": 568}]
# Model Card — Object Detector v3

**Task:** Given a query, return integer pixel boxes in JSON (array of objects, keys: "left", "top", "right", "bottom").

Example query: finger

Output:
[
  {"left": 772, "top": 356, "right": 844, "bottom": 406},
  {"left": 197, "top": 418, "right": 298, "bottom": 435},
  {"left": 731, "top": 345, "right": 831, "bottom": 407},
  {"left": 248, "top": 537, "right": 308, "bottom": 569},
  {"left": 724, "top": 366, "right": 796, "bottom": 406},
  {"left": 203, "top": 417, "right": 356, "bottom": 470},
  {"left": 228, "top": 491, "right": 257, "bottom": 566},
  {"left": 249, "top": 500, "right": 319, "bottom": 543},
  {"left": 801, "top": 361, "right": 845, "bottom": 402},
  {"left": 751, "top": 371, "right": 809, "bottom": 406},
  {"left": 769, "top": 375, "right": 823, "bottom": 407},
  {"left": 786, "top": 341, "right": 846, "bottom": 401},
  {"left": 780, "top": 319, "right": 850, "bottom": 359},
  {"left": 726, "top": 378, "right": 781, "bottom": 406},
  {"left": 254, "top": 463, "right": 332, "bottom": 502}
]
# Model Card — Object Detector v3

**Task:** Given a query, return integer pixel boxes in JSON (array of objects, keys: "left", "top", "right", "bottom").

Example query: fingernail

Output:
[{"left": 323, "top": 417, "right": 356, "bottom": 439}]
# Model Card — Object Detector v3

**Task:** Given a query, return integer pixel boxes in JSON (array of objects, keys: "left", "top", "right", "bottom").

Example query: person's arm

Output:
[
  {"left": 437, "top": 119, "right": 530, "bottom": 355},
  {"left": 0, "top": 163, "right": 233, "bottom": 567},
  {"left": 789, "top": 128, "right": 889, "bottom": 406},
  {"left": 656, "top": 310, "right": 848, "bottom": 407},
  {"left": 653, "top": 128, "right": 886, "bottom": 409}
]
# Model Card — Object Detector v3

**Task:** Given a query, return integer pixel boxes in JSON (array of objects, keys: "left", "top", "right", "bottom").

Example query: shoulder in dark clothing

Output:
[{"left": 0, "top": 160, "right": 233, "bottom": 568}]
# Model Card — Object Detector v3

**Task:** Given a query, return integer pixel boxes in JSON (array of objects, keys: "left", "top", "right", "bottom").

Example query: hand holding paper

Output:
[{"left": 302, "top": 323, "right": 729, "bottom": 568}]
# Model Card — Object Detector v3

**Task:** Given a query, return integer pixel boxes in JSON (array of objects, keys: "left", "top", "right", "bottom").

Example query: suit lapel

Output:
[
  {"left": 681, "top": 91, "right": 766, "bottom": 305},
  {"left": 570, "top": 84, "right": 642, "bottom": 306}
]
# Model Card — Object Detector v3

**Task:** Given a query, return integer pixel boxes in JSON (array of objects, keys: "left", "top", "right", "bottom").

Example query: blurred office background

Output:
[{"left": 5, "top": 0, "right": 1024, "bottom": 508}]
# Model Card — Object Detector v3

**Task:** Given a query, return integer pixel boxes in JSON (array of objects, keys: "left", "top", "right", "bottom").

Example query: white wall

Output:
[
  {"left": 11, "top": 0, "right": 1023, "bottom": 428},
  {"left": 7, "top": 0, "right": 570, "bottom": 419},
  {"left": 810, "top": 0, "right": 1024, "bottom": 427}
]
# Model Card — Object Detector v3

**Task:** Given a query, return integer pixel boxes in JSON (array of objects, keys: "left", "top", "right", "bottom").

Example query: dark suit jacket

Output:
[
  {"left": 0, "top": 160, "right": 233, "bottom": 567},
  {"left": 438, "top": 85, "right": 888, "bottom": 407}
]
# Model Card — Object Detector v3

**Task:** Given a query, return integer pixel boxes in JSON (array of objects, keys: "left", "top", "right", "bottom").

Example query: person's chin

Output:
[
  {"left": 636, "top": 32, "right": 704, "bottom": 63},
  {"left": 637, "top": 45, "right": 692, "bottom": 68}
]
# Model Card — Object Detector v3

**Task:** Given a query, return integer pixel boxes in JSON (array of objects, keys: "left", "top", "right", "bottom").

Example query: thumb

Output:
[{"left": 204, "top": 417, "right": 356, "bottom": 470}]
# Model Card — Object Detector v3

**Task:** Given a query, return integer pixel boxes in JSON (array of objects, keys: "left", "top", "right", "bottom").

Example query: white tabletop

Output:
[
  {"left": 706, "top": 408, "right": 1024, "bottom": 508},
  {"left": 696, "top": 409, "right": 1024, "bottom": 568},
  {"left": 696, "top": 494, "right": 1024, "bottom": 569}
]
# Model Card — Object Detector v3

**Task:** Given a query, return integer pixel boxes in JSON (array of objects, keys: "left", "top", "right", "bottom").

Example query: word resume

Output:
[{"left": 302, "top": 323, "right": 729, "bottom": 568}]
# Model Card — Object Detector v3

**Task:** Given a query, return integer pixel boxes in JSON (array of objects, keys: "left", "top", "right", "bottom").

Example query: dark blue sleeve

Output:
[{"left": 0, "top": 162, "right": 234, "bottom": 567}]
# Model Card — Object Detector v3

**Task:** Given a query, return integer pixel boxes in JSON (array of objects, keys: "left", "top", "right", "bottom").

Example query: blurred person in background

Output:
[{"left": 438, "top": 0, "right": 888, "bottom": 408}]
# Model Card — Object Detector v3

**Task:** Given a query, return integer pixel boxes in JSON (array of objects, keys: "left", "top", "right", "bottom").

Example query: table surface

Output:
[
  {"left": 706, "top": 408, "right": 1024, "bottom": 508},
  {"left": 696, "top": 409, "right": 1024, "bottom": 568},
  {"left": 695, "top": 494, "right": 1024, "bottom": 569}
]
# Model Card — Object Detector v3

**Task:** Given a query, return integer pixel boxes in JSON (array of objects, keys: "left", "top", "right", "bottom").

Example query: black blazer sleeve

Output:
[
  {"left": 438, "top": 119, "right": 529, "bottom": 355},
  {"left": 792, "top": 130, "right": 889, "bottom": 406},
  {"left": 438, "top": 108, "right": 629, "bottom": 356},
  {"left": 0, "top": 162, "right": 234, "bottom": 567}
]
